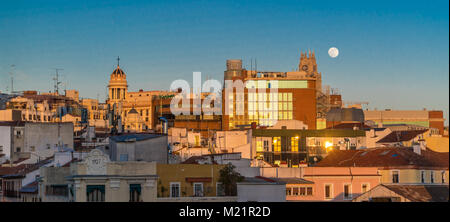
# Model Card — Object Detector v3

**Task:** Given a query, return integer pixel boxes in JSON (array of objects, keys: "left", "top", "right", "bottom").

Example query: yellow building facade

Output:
[
  {"left": 156, "top": 164, "right": 225, "bottom": 198},
  {"left": 379, "top": 169, "right": 449, "bottom": 185}
]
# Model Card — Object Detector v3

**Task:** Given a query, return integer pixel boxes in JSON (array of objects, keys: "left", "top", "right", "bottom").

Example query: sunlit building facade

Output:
[{"left": 222, "top": 51, "right": 320, "bottom": 130}]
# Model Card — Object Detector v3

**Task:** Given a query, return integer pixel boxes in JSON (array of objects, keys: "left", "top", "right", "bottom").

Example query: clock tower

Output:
[{"left": 299, "top": 49, "right": 318, "bottom": 77}]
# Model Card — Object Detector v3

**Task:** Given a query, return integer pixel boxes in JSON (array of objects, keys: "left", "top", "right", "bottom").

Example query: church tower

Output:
[
  {"left": 298, "top": 49, "right": 318, "bottom": 77},
  {"left": 299, "top": 49, "right": 322, "bottom": 98},
  {"left": 108, "top": 57, "right": 128, "bottom": 105}
]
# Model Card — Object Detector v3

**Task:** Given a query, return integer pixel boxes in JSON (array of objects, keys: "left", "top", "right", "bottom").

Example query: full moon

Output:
[{"left": 328, "top": 47, "right": 339, "bottom": 58}]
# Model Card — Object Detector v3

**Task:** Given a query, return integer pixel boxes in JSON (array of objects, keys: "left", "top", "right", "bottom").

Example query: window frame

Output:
[
  {"left": 170, "top": 182, "right": 181, "bottom": 198},
  {"left": 324, "top": 184, "right": 333, "bottom": 200},
  {"left": 343, "top": 184, "right": 352, "bottom": 200},
  {"left": 391, "top": 170, "right": 400, "bottom": 184},
  {"left": 216, "top": 182, "right": 225, "bottom": 197},
  {"left": 361, "top": 183, "right": 370, "bottom": 194},
  {"left": 306, "top": 187, "right": 313, "bottom": 196},
  {"left": 193, "top": 183, "right": 204, "bottom": 197},
  {"left": 129, "top": 184, "right": 142, "bottom": 202}
]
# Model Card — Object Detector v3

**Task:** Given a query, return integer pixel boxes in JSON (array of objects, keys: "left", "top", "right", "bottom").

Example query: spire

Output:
[
  {"left": 117, "top": 56, "right": 120, "bottom": 67},
  {"left": 308, "top": 49, "right": 311, "bottom": 58},
  {"left": 312, "top": 50, "right": 315, "bottom": 58}
]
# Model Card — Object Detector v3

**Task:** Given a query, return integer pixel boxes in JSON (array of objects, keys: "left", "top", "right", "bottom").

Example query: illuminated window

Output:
[
  {"left": 270, "top": 93, "right": 277, "bottom": 101},
  {"left": 288, "top": 111, "right": 293, "bottom": 120},
  {"left": 256, "top": 141, "right": 263, "bottom": 152},
  {"left": 273, "top": 137, "right": 281, "bottom": 152},
  {"left": 287, "top": 93, "right": 292, "bottom": 101},
  {"left": 291, "top": 136, "right": 299, "bottom": 152}
]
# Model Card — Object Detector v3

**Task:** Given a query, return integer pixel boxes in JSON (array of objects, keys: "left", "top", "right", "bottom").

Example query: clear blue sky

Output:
[{"left": 0, "top": 0, "right": 448, "bottom": 124}]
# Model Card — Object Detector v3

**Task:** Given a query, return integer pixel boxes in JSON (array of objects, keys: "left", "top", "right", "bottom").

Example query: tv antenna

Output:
[
  {"left": 52, "top": 68, "right": 64, "bottom": 95},
  {"left": 9, "top": 65, "right": 15, "bottom": 94}
]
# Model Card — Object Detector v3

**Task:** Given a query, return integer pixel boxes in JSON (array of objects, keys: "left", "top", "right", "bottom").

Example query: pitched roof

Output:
[
  {"left": 315, "top": 147, "right": 449, "bottom": 169},
  {"left": 2, "top": 158, "right": 30, "bottom": 165},
  {"left": 377, "top": 130, "right": 427, "bottom": 143},
  {"left": 0, "top": 158, "right": 53, "bottom": 177},
  {"left": 382, "top": 184, "right": 449, "bottom": 202}
]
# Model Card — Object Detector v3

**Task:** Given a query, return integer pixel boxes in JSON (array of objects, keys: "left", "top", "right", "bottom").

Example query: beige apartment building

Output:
[{"left": 67, "top": 149, "right": 158, "bottom": 202}]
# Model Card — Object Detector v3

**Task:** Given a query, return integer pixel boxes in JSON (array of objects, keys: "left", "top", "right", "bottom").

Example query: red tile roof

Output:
[
  {"left": 315, "top": 147, "right": 449, "bottom": 169},
  {"left": 377, "top": 130, "right": 428, "bottom": 143},
  {"left": 2, "top": 158, "right": 30, "bottom": 165},
  {"left": 0, "top": 157, "right": 53, "bottom": 177}
]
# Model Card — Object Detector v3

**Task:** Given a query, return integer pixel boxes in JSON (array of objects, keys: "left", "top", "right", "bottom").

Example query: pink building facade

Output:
[{"left": 284, "top": 167, "right": 381, "bottom": 201}]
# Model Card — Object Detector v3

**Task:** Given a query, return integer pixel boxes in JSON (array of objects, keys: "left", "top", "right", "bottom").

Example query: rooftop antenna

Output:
[
  {"left": 9, "top": 64, "right": 15, "bottom": 94},
  {"left": 52, "top": 68, "right": 64, "bottom": 95}
]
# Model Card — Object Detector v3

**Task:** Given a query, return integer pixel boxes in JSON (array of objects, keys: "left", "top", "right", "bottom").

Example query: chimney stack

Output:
[{"left": 413, "top": 143, "right": 421, "bottom": 155}]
